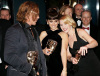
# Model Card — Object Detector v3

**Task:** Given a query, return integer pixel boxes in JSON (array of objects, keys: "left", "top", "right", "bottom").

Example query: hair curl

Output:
[{"left": 17, "top": 1, "right": 39, "bottom": 23}]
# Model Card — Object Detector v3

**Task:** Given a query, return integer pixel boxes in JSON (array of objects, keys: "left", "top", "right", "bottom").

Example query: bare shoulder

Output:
[
  {"left": 40, "top": 31, "right": 47, "bottom": 38},
  {"left": 40, "top": 31, "right": 47, "bottom": 36},
  {"left": 77, "top": 28, "right": 86, "bottom": 35},
  {"left": 59, "top": 31, "right": 68, "bottom": 39}
]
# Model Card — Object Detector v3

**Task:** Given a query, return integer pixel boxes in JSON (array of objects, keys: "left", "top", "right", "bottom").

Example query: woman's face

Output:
[
  {"left": 64, "top": 8, "right": 73, "bottom": 17},
  {"left": 47, "top": 19, "right": 59, "bottom": 31},
  {"left": 60, "top": 20, "right": 71, "bottom": 33}
]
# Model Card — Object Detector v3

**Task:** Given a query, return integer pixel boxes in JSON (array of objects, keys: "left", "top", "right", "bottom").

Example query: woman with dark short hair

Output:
[{"left": 40, "top": 8, "right": 68, "bottom": 76}]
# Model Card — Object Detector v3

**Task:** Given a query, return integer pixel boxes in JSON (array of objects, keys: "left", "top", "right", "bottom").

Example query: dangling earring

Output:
[{"left": 71, "top": 26, "right": 72, "bottom": 30}]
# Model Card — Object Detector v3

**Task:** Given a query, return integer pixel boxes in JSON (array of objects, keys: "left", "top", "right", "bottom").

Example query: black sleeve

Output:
[
  {"left": 4, "top": 26, "right": 32, "bottom": 74},
  {"left": 35, "top": 28, "right": 47, "bottom": 76}
]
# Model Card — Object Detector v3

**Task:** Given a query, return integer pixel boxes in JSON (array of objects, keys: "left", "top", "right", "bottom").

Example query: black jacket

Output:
[
  {"left": 4, "top": 23, "right": 47, "bottom": 76},
  {"left": 0, "top": 19, "right": 11, "bottom": 62},
  {"left": 77, "top": 22, "right": 98, "bottom": 40}
]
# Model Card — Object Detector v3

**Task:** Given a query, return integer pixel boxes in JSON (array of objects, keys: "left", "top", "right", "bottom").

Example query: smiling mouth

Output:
[{"left": 63, "top": 28, "right": 67, "bottom": 31}]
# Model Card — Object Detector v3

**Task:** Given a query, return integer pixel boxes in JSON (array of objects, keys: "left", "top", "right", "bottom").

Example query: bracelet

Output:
[
  {"left": 62, "top": 70, "right": 67, "bottom": 73},
  {"left": 62, "top": 69, "right": 67, "bottom": 72}
]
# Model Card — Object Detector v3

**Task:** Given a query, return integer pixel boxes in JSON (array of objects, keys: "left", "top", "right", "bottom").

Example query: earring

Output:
[{"left": 71, "top": 26, "right": 72, "bottom": 30}]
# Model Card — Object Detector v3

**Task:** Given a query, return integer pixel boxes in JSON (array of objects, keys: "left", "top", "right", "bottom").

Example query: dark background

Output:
[
  {"left": 0, "top": 0, "right": 99, "bottom": 26},
  {"left": 0, "top": 0, "right": 100, "bottom": 59}
]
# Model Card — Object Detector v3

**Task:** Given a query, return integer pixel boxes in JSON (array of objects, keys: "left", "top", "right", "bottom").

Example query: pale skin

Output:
[
  {"left": 61, "top": 8, "right": 73, "bottom": 17},
  {"left": 74, "top": 4, "right": 83, "bottom": 18},
  {"left": 60, "top": 20, "right": 98, "bottom": 64},
  {"left": 0, "top": 10, "right": 11, "bottom": 20},
  {"left": 40, "top": 19, "right": 68, "bottom": 76},
  {"left": 26, "top": 11, "right": 39, "bottom": 26},
  {"left": 81, "top": 11, "right": 92, "bottom": 27}
]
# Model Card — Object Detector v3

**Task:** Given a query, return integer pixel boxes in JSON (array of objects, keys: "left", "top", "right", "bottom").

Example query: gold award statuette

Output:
[
  {"left": 75, "top": 51, "right": 81, "bottom": 61},
  {"left": 46, "top": 39, "right": 58, "bottom": 53},
  {"left": 27, "top": 51, "right": 38, "bottom": 70}
]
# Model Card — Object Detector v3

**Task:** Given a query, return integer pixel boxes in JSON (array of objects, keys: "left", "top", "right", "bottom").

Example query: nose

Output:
[
  {"left": 37, "top": 15, "right": 39, "bottom": 19},
  {"left": 80, "top": 9, "right": 83, "bottom": 12},
  {"left": 4, "top": 16, "right": 7, "bottom": 19}
]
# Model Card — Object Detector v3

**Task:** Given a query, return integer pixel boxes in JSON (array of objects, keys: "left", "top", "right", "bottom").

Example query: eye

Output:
[
  {"left": 77, "top": 9, "right": 80, "bottom": 10},
  {"left": 49, "top": 20, "right": 53, "bottom": 23},
  {"left": 55, "top": 20, "right": 58, "bottom": 22}
]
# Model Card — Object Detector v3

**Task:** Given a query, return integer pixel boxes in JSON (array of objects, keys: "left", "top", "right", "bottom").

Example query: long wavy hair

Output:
[{"left": 17, "top": 1, "right": 39, "bottom": 23}]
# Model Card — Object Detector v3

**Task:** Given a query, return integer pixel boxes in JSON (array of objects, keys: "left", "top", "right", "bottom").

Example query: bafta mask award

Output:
[
  {"left": 27, "top": 51, "right": 38, "bottom": 70},
  {"left": 75, "top": 51, "right": 81, "bottom": 61},
  {"left": 70, "top": 51, "right": 81, "bottom": 73},
  {"left": 46, "top": 39, "right": 58, "bottom": 53}
]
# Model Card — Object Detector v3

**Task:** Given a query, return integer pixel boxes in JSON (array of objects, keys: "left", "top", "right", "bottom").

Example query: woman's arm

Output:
[
  {"left": 39, "top": 31, "right": 47, "bottom": 43},
  {"left": 67, "top": 46, "right": 72, "bottom": 62},
  {"left": 59, "top": 32, "right": 68, "bottom": 76},
  {"left": 78, "top": 29, "right": 98, "bottom": 56},
  {"left": 67, "top": 46, "right": 78, "bottom": 64},
  {"left": 39, "top": 31, "right": 51, "bottom": 55}
]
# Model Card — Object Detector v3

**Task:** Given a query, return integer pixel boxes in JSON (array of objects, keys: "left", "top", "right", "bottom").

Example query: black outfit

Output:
[
  {"left": 0, "top": 19, "right": 11, "bottom": 76},
  {"left": 35, "top": 24, "right": 61, "bottom": 36},
  {"left": 72, "top": 14, "right": 82, "bottom": 27},
  {"left": 77, "top": 22, "right": 98, "bottom": 40},
  {"left": 42, "top": 30, "right": 63, "bottom": 76},
  {"left": 68, "top": 29, "right": 100, "bottom": 76},
  {"left": 4, "top": 22, "right": 47, "bottom": 76},
  {"left": 97, "top": 28, "right": 100, "bottom": 60},
  {"left": 77, "top": 22, "right": 100, "bottom": 60},
  {"left": 35, "top": 24, "right": 49, "bottom": 36}
]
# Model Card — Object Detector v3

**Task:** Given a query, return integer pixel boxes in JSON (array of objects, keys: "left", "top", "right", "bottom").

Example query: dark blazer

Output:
[
  {"left": 0, "top": 19, "right": 11, "bottom": 61},
  {"left": 72, "top": 14, "right": 82, "bottom": 27},
  {"left": 0, "top": 19, "right": 12, "bottom": 76},
  {"left": 96, "top": 28, "right": 100, "bottom": 60},
  {"left": 77, "top": 22, "right": 100, "bottom": 60},
  {"left": 77, "top": 22, "right": 98, "bottom": 41},
  {"left": 4, "top": 23, "right": 47, "bottom": 76}
]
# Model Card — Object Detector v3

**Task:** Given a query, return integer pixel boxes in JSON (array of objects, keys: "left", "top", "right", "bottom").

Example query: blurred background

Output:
[{"left": 0, "top": 0, "right": 99, "bottom": 26}]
